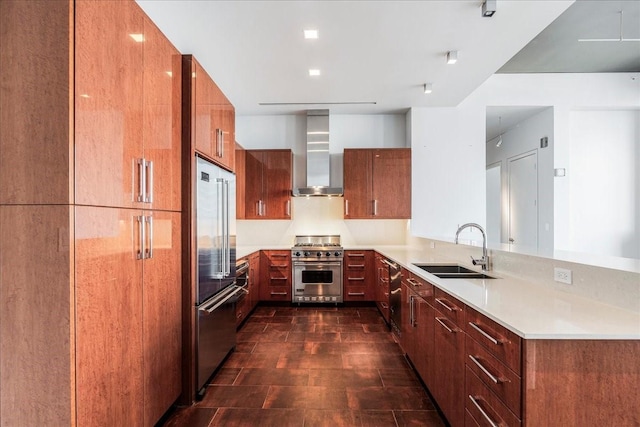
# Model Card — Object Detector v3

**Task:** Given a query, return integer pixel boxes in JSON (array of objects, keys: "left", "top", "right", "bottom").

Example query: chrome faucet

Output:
[{"left": 454, "top": 223, "right": 490, "bottom": 271}]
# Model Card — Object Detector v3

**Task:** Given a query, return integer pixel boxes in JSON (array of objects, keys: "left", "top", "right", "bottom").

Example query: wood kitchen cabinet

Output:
[
  {"left": 75, "top": 207, "right": 181, "bottom": 426},
  {"left": 1, "top": 1, "right": 182, "bottom": 425},
  {"left": 260, "top": 250, "right": 292, "bottom": 301},
  {"left": 249, "top": 252, "right": 261, "bottom": 310},
  {"left": 343, "top": 148, "right": 411, "bottom": 219},
  {"left": 343, "top": 250, "right": 375, "bottom": 301},
  {"left": 75, "top": 1, "right": 182, "bottom": 211},
  {"left": 432, "top": 288, "right": 466, "bottom": 427},
  {"left": 244, "top": 150, "right": 293, "bottom": 219},
  {"left": 183, "top": 56, "right": 235, "bottom": 171}
]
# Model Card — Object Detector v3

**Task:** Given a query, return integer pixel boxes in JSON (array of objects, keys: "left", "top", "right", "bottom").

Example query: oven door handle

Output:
[{"left": 293, "top": 261, "right": 342, "bottom": 268}]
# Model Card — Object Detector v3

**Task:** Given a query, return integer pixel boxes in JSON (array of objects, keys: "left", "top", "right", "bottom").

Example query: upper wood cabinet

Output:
[
  {"left": 183, "top": 55, "right": 235, "bottom": 172},
  {"left": 75, "top": 1, "right": 181, "bottom": 211},
  {"left": 343, "top": 148, "right": 411, "bottom": 219},
  {"left": 244, "top": 150, "right": 293, "bottom": 219}
]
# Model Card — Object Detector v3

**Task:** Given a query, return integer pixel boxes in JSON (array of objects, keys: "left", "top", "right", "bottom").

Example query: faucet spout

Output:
[{"left": 454, "top": 223, "right": 490, "bottom": 271}]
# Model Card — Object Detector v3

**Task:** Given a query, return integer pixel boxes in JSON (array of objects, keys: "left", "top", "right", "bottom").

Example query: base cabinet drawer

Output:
[
  {"left": 466, "top": 367, "right": 521, "bottom": 427},
  {"left": 466, "top": 335, "right": 521, "bottom": 416}
]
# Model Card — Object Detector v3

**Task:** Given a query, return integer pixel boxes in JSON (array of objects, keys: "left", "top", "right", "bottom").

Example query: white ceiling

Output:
[{"left": 137, "top": 0, "right": 573, "bottom": 116}]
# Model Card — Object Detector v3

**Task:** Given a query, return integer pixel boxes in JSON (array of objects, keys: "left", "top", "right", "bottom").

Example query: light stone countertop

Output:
[{"left": 236, "top": 244, "right": 640, "bottom": 339}]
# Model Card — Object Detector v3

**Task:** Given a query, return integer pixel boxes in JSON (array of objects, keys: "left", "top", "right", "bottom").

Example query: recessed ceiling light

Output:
[
  {"left": 309, "top": 69, "right": 321, "bottom": 77},
  {"left": 446, "top": 51, "right": 458, "bottom": 64},
  {"left": 304, "top": 29, "right": 318, "bottom": 39},
  {"left": 129, "top": 33, "right": 144, "bottom": 43},
  {"left": 424, "top": 83, "right": 433, "bottom": 94}
]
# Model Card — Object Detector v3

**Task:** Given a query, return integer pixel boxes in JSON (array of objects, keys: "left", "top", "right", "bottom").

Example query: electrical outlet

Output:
[{"left": 554, "top": 267, "right": 572, "bottom": 285}]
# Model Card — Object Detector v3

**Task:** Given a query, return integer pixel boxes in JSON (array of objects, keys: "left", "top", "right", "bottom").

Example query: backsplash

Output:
[
  {"left": 237, "top": 197, "right": 408, "bottom": 247},
  {"left": 411, "top": 237, "right": 640, "bottom": 313}
]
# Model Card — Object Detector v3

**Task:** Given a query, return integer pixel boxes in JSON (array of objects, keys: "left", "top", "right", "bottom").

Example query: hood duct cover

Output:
[{"left": 294, "top": 110, "right": 343, "bottom": 196}]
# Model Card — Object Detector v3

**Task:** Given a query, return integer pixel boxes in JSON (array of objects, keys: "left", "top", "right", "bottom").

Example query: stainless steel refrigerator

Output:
[{"left": 195, "top": 155, "right": 239, "bottom": 397}]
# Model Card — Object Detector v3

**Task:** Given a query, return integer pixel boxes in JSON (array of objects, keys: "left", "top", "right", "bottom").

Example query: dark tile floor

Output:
[{"left": 162, "top": 306, "right": 446, "bottom": 427}]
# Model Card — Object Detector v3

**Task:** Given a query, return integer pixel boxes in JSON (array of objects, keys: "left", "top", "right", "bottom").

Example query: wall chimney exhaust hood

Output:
[{"left": 293, "top": 110, "right": 343, "bottom": 197}]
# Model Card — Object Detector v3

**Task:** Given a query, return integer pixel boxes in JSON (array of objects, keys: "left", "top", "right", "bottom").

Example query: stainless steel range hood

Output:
[{"left": 293, "top": 110, "right": 343, "bottom": 197}]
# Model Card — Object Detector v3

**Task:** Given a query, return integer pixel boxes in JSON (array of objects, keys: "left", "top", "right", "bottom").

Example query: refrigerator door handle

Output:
[
  {"left": 216, "top": 178, "right": 225, "bottom": 278},
  {"left": 224, "top": 179, "right": 231, "bottom": 277},
  {"left": 198, "top": 284, "right": 241, "bottom": 314}
]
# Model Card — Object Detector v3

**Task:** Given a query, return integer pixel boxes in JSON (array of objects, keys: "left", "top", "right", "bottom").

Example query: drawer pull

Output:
[
  {"left": 380, "top": 302, "right": 389, "bottom": 309},
  {"left": 348, "top": 253, "right": 365, "bottom": 257},
  {"left": 435, "top": 297, "right": 461, "bottom": 312},
  {"left": 468, "top": 322, "right": 504, "bottom": 345},
  {"left": 348, "top": 292, "right": 365, "bottom": 296},
  {"left": 347, "top": 277, "right": 365, "bottom": 281},
  {"left": 269, "top": 277, "right": 288, "bottom": 281},
  {"left": 390, "top": 288, "right": 402, "bottom": 295},
  {"left": 348, "top": 264, "right": 366, "bottom": 268},
  {"left": 271, "top": 264, "right": 289, "bottom": 268},
  {"left": 468, "top": 395, "right": 499, "bottom": 427},
  {"left": 435, "top": 317, "right": 459, "bottom": 333},
  {"left": 270, "top": 292, "right": 287, "bottom": 296},
  {"left": 271, "top": 254, "right": 288, "bottom": 258},
  {"left": 468, "top": 355, "right": 506, "bottom": 384},
  {"left": 406, "top": 278, "right": 421, "bottom": 287}
]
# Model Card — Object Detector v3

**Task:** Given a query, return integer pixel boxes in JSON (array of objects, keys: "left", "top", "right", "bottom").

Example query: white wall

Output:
[
  {"left": 568, "top": 110, "right": 640, "bottom": 259},
  {"left": 410, "top": 73, "right": 640, "bottom": 265},
  {"left": 486, "top": 108, "right": 555, "bottom": 256},
  {"left": 409, "top": 104, "right": 486, "bottom": 244},
  {"left": 235, "top": 113, "right": 409, "bottom": 247}
]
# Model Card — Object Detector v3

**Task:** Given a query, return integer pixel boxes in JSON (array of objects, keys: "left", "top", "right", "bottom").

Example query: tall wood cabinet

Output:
[
  {"left": 244, "top": 150, "right": 293, "bottom": 219},
  {"left": 182, "top": 55, "right": 235, "bottom": 172},
  {"left": 343, "top": 148, "right": 411, "bottom": 219},
  {"left": 0, "top": 1, "right": 182, "bottom": 425}
]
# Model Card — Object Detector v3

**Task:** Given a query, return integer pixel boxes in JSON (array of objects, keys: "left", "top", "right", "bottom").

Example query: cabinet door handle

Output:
[
  {"left": 269, "top": 277, "right": 288, "bottom": 280},
  {"left": 271, "top": 254, "right": 288, "bottom": 258},
  {"left": 373, "top": 199, "right": 378, "bottom": 216},
  {"left": 345, "top": 200, "right": 349, "bottom": 216},
  {"left": 348, "top": 253, "right": 364, "bottom": 257},
  {"left": 435, "top": 317, "right": 459, "bottom": 333},
  {"left": 380, "top": 302, "right": 389, "bottom": 309},
  {"left": 468, "top": 355, "right": 506, "bottom": 384},
  {"left": 468, "top": 395, "right": 500, "bottom": 427},
  {"left": 136, "top": 215, "right": 145, "bottom": 260},
  {"left": 220, "top": 129, "right": 225, "bottom": 158},
  {"left": 468, "top": 322, "right": 504, "bottom": 345},
  {"left": 390, "top": 287, "right": 401, "bottom": 295},
  {"left": 348, "top": 292, "right": 365, "bottom": 296},
  {"left": 382, "top": 259, "right": 396, "bottom": 268},
  {"left": 409, "top": 295, "right": 415, "bottom": 327},
  {"left": 347, "top": 277, "right": 365, "bottom": 281},
  {"left": 146, "top": 160, "right": 153, "bottom": 203},
  {"left": 146, "top": 215, "right": 153, "bottom": 259},
  {"left": 137, "top": 158, "right": 146, "bottom": 202},
  {"left": 348, "top": 264, "right": 365, "bottom": 268},
  {"left": 270, "top": 291, "right": 287, "bottom": 296},
  {"left": 435, "top": 297, "right": 461, "bottom": 312},
  {"left": 406, "top": 278, "right": 421, "bottom": 287},
  {"left": 286, "top": 200, "right": 291, "bottom": 216}
]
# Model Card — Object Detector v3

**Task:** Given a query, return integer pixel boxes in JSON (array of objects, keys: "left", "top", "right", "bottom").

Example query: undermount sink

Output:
[{"left": 412, "top": 264, "right": 496, "bottom": 279}]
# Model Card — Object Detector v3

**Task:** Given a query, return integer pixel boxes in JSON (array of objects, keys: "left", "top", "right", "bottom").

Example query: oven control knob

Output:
[
  {"left": 325, "top": 252, "right": 331, "bottom": 256},
  {"left": 294, "top": 251, "right": 301, "bottom": 257},
  {"left": 304, "top": 251, "right": 310, "bottom": 256},
  {"left": 334, "top": 251, "right": 341, "bottom": 257},
  {"left": 316, "top": 252, "right": 322, "bottom": 257}
]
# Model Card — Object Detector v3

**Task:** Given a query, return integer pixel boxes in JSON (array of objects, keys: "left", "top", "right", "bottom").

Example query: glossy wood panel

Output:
[
  {"left": 142, "top": 16, "right": 182, "bottom": 212},
  {"left": 522, "top": 339, "right": 640, "bottom": 427},
  {"left": 260, "top": 251, "right": 292, "bottom": 301},
  {"left": 248, "top": 252, "right": 261, "bottom": 309},
  {"left": 143, "top": 210, "right": 182, "bottom": 425},
  {"left": 263, "top": 150, "right": 293, "bottom": 219},
  {"left": 235, "top": 147, "right": 246, "bottom": 219},
  {"left": 244, "top": 150, "right": 264, "bottom": 219},
  {"left": 372, "top": 148, "right": 411, "bottom": 219},
  {"left": 0, "top": 205, "right": 74, "bottom": 425},
  {"left": 343, "top": 149, "right": 372, "bottom": 219},
  {"left": 0, "top": 0, "right": 73, "bottom": 205},
  {"left": 465, "top": 335, "right": 521, "bottom": 416},
  {"left": 193, "top": 59, "right": 213, "bottom": 158},
  {"left": 432, "top": 304, "right": 466, "bottom": 427},
  {"left": 466, "top": 367, "right": 521, "bottom": 427},
  {"left": 343, "top": 250, "right": 375, "bottom": 301},
  {"left": 75, "top": 206, "right": 144, "bottom": 426},
  {"left": 466, "top": 306, "right": 522, "bottom": 375},
  {"left": 75, "top": 0, "right": 144, "bottom": 208}
]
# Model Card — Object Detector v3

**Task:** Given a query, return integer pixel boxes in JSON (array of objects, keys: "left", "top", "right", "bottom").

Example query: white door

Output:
[
  {"left": 508, "top": 151, "right": 538, "bottom": 253},
  {"left": 486, "top": 162, "right": 501, "bottom": 246}
]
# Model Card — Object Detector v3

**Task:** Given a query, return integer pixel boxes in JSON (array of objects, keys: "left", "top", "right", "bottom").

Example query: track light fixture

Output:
[
  {"left": 447, "top": 51, "right": 458, "bottom": 64},
  {"left": 482, "top": 0, "right": 496, "bottom": 17},
  {"left": 424, "top": 83, "right": 433, "bottom": 94}
]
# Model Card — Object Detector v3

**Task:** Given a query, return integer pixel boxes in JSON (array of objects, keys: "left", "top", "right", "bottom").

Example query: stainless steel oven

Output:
[{"left": 291, "top": 235, "right": 343, "bottom": 303}]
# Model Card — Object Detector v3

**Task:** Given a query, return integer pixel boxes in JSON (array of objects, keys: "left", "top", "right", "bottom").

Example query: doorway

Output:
[{"left": 508, "top": 150, "right": 538, "bottom": 252}]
